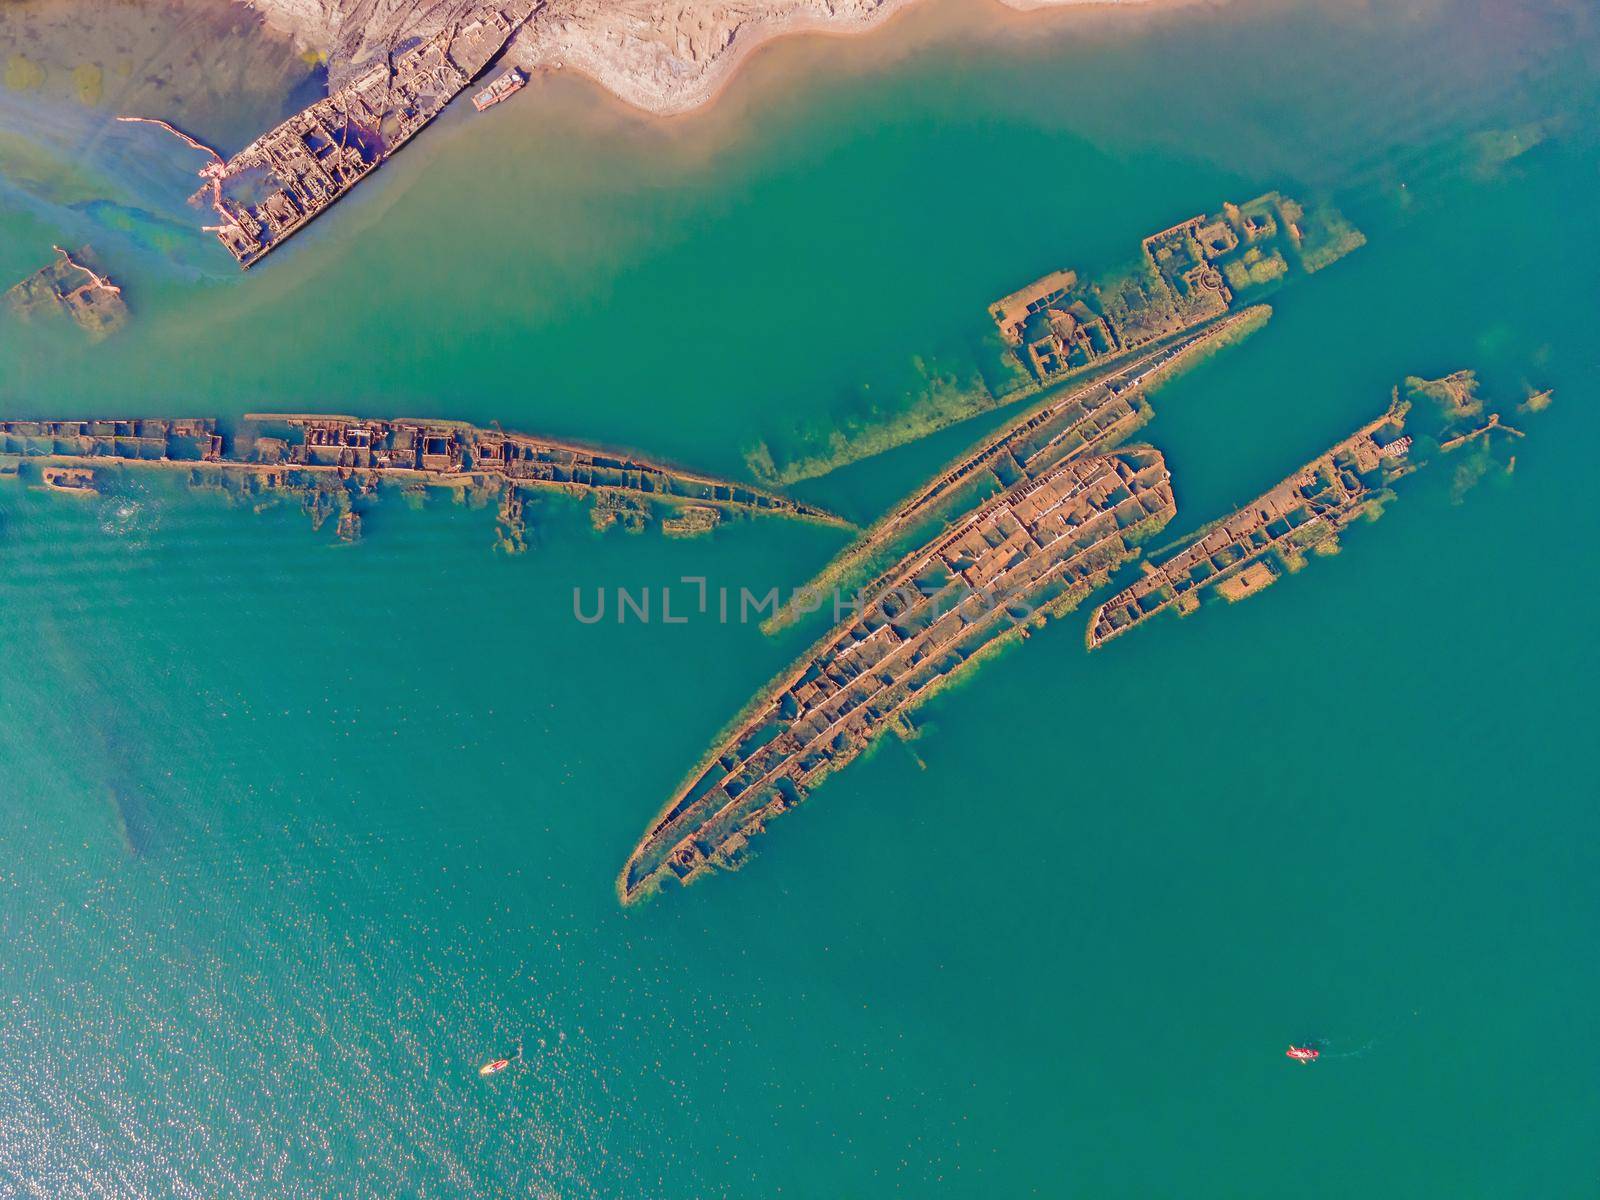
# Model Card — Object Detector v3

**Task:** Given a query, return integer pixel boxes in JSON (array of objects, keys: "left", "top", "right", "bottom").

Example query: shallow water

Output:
[{"left": 1, "top": 0, "right": 1596, "bottom": 1195}]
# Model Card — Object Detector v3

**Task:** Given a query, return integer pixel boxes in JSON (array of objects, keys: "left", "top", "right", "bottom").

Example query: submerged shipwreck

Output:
[
  {"left": 0, "top": 414, "right": 844, "bottom": 545},
  {"left": 191, "top": 3, "right": 533, "bottom": 268},
  {"left": 773, "top": 304, "right": 1269, "bottom": 631},
  {"left": 620, "top": 447, "right": 1175, "bottom": 902},
  {"left": 622, "top": 358, "right": 1536, "bottom": 903},
  {"left": 768, "top": 191, "right": 1359, "bottom": 629},
  {"left": 988, "top": 191, "right": 1361, "bottom": 388},
  {"left": 1086, "top": 401, "right": 1415, "bottom": 647},
  {"left": 747, "top": 192, "right": 1360, "bottom": 487},
  {"left": 1084, "top": 373, "right": 1529, "bottom": 645},
  {"left": 4, "top": 246, "right": 128, "bottom": 340},
  {"left": 621, "top": 193, "right": 1381, "bottom": 902}
]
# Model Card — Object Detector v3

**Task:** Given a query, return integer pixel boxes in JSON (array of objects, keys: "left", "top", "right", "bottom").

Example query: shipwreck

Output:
[
  {"left": 123, "top": 3, "right": 536, "bottom": 269},
  {"left": 4, "top": 246, "right": 128, "bottom": 340},
  {"left": 0, "top": 413, "right": 845, "bottom": 545},
  {"left": 1086, "top": 400, "right": 1416, "bottom": 647},
  {"left": 619, "top": 446, "right": 1175, "bottom": 903}
]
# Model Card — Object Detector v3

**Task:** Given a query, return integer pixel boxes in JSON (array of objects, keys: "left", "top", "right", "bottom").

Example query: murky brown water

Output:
[{"left": 1, "top": 0, "right": 313, "bottom": 148}]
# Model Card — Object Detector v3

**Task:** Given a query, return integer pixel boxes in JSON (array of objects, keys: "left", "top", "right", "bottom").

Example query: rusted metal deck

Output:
[
  {"left": 619, "top": 446, "right": 1175, "bottom": 903},
  {"left": 206, "top": 4, "right": 534, "bottom": 268},
  {"left": 1085, "top": 399, "right": 1415, "bottom": 647},
  {"left": 0, "top": 413, "right": 845, "bottom": 541}
]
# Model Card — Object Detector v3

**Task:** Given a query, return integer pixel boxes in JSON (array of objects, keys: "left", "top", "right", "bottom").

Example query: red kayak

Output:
[
  {"left": 1286, "top": 1045, "right": 1319, "bottom": 1064},
  {"left": 478, "top": 1058, "right": 511, "bottom": 1077}
]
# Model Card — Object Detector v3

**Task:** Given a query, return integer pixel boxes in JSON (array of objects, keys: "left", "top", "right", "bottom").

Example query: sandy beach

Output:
[
  {"left": 243, "top": 0, "right": 1183, "bottom": 117},
  {"left": 3, "top": 0, "right": 1184, "bottom": 128}
]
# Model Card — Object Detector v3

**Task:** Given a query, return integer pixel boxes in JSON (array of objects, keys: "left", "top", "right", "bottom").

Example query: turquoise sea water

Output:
[{"left": 2, "top": 1, "right": 1597, "bottom": 1195}]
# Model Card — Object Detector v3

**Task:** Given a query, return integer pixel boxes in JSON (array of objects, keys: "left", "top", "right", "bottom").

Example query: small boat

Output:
[
  {"left": 473, "top": 69, "right": 527, "bottom": 112},
  {"left": 478, "top": 1058, "right": 511, "bottom": 1077},
  {"left": 1286, "top": 1045, "right": 1320, "bottom": 1064}
]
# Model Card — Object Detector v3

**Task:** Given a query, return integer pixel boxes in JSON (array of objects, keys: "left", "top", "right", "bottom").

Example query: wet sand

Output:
[
  {"left": 0, "top": 0, "right": 314, "bottom": 149},
  {"left": 236, "top": 0, "right": 1194, "bottom": 118},
  {"left": 485, "top": 0, "right": 1201, "bottom": 151},
  {"left": 505, "top": 0, "right": 1197, "bottom": 118}
]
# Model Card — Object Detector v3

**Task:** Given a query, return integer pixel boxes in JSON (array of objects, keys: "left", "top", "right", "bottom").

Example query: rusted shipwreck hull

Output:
[
  {"left": 210, "top": 3, "right": 533, "bottom": 268},
  {"left": 771, "top": 303, "right": 1270, "bottom": 635},
  {"left": 619, "top": 446, "right": 1175, "bottom": 903},
  {"left": 1085, "top": 399, "right": 1415, "bottom": 647},
  {"left": 4, "top": 246, "right": 129, "bottom": 340},
  {"left": 0, "top": 414, "right": 844, "bottom": 537},
  {"left": 0, "top": 418, "right": 222, "bottom": 461},
  {"left": 241, "top": 414, "right": 841, "bottom": 521}
]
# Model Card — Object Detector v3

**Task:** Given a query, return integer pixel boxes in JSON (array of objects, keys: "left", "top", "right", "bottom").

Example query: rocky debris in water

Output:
[
  {"left": 591, "top": 491, "right": 650, "bottom": 533},
  {"left": 4, "top": 246, "right": 128, "bottom": 341},
  {"left": 39, "top": 466, "right": 98, "bottom": 494},
  {"left": 661, "top": 504, "right": 719, "bottom": 537},
  {"left": 494, "top": 488, "right": 528, "bottom": 553},
  {"left": 335, "top": 509, "right": 363, "bottom": 542}
]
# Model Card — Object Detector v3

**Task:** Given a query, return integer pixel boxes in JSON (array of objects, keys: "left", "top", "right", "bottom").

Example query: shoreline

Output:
[
  {"left": 514, "top": 0, "right": 1181, "bottom": 120},
  {"left": 243, "top": 0, "right": 1201, "bottom": 121}
]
